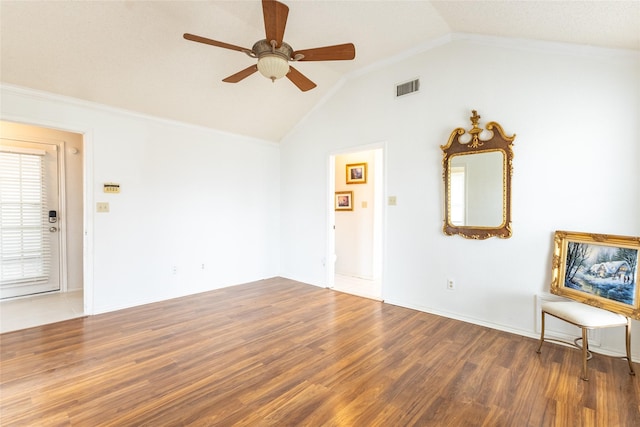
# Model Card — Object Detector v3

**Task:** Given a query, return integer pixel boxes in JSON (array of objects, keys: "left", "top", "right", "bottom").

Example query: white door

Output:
[{"left": 0, "top": 139, "right": 61, "bottom": 299}]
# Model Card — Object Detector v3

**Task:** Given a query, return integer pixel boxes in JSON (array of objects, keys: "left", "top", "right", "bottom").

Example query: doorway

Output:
[
  {"left": 328, "top": 146, "right": 384, "bottom": 300},
  {"left": 0, "top": 121, "right": 84, "bottom": 332},
  {"left": 0, "top": 139, "right": 62, "bottom": 298}
]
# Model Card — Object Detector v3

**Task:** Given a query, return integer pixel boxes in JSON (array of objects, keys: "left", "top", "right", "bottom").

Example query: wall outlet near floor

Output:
[{"left": 447, "top": 279, "right": 455, "bottom": 290}]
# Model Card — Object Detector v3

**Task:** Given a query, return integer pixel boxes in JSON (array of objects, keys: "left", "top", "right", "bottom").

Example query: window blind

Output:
[{"left": 0, "top": 149, "right": 51, "bottom": 287}]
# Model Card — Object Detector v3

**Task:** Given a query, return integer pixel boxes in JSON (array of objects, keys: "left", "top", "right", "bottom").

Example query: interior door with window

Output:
[{"left": 0, "top": 139, "right": 61, "bottom": 299}]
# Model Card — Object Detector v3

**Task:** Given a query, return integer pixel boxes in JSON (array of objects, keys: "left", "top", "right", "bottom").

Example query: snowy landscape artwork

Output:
[
  {"left": 564, "top": 242, "right": 637, "bottom": 305},
  {"left": 551, "top": 231, "right": 640, "bottom": 319}
]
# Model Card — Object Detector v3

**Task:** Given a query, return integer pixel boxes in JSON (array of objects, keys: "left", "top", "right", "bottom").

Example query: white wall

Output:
[
  {"left": 1, "top": 85, "right": 281, "bottom": 314},
  {"left": 280, "top": 35, "right": 640, "bottom": 358}
]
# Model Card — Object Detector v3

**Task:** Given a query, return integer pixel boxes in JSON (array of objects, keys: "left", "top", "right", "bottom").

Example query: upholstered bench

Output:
[{"left": 536, "top": 300, "right": 636, "bottom": 381}]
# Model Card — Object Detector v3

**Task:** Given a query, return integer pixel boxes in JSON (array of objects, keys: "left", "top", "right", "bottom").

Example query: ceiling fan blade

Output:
[
  {"left": 293, "top": 43, "right": 356, "bottom": 61},
  {"left": 184, "top": 33, "right": 250, "bottom": 53},
  {"left": 262, "top": 0, "right": 289, "bottom": 47},
  {"left": 222, "top": 65, "right": 259, "bottom": 83},
  {"left": 286, "top": 66, "right": 317, "bottom": 92}
]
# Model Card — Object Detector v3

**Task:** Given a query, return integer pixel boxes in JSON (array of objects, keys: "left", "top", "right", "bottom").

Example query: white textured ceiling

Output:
[{"left": 1, "top": 1, "right": 638, "bottom": 142}]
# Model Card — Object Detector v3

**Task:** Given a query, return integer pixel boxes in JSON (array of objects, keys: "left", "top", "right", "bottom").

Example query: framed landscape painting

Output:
[{"left": 550, "top": 230, "right": 640, "bottom": 320}]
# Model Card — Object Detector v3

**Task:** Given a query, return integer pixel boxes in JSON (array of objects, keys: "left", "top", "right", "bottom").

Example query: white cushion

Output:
[{"left": 542, "top": 301, "right": 627, "bottom": 328}]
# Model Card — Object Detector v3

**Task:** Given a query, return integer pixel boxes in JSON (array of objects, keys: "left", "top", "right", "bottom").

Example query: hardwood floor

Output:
[{"left": 1, "top": 277, "right": 638, "bottom": 426}]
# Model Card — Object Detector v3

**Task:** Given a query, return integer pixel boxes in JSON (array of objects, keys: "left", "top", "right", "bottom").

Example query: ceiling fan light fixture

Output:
[
  {"left": 184, "top": 1, "right": 355, "bottom": 91},
  {"left": 257, "top": 54, "right": 290, "bottom": 81}
]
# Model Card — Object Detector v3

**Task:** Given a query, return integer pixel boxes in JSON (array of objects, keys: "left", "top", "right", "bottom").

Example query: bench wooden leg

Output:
[
  {"left": 581, "top": 327, "right": 589, "bottom": 381},
  {"left": 536, "top": 311, "right": 546, "bottom": 354},
  {"left": 626, "top": 320, "right": 636, "bottom": 376}
]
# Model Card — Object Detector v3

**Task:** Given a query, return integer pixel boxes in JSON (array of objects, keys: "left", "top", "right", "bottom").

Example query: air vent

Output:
[{"left": 396, "top": 79, "right": 420, "bottom": 97}]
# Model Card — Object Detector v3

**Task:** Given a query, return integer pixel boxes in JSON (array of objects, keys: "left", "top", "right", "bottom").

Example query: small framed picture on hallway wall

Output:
[
  {"left": 335, "top": 191, "right": 353, "bottom": 211},
  {"left": 346, "top": 163, "right": 367, "bottom": 184}
]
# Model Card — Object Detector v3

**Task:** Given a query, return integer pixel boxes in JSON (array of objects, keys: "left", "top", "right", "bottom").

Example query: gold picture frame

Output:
[
  {"left": 550, "top": 230, "right": 640, "bottom": 320},
  {"left": 335, "top": 191, "right": 353, "bottom": 211},
  {"left": 346, "top": 163, "right": 367, "bottom": 184}
]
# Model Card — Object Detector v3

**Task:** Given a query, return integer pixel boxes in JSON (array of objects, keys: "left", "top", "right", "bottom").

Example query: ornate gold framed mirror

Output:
[{"left": 441, "top": 110, "right": 515, "bottom": 239}]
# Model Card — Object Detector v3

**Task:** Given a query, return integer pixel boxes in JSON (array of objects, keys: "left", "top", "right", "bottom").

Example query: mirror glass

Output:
[
  {"left": 441, "top": 110, "right": 515, "bottom": 239},
  {"left": 449, "top": 151, "right": 504, "bottom": 227}
]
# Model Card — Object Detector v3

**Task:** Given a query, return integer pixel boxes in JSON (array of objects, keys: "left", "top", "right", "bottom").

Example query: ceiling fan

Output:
[{"left": 183, "top": 0, "right": 356, "bottom": 92}]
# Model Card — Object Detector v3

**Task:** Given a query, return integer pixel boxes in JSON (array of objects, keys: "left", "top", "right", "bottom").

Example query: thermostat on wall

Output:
[{"left": 103, "top": 183, "right": 120, "bottom": 194}]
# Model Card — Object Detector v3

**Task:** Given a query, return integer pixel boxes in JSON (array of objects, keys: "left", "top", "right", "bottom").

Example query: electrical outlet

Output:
[
  {"left": 447, "top": 279, "right": 455, "bottom": 290},
  {"left": 171, "top": 266, "right": 177, "bottom": 275},
  {"left": 96, "top": 202, "right": 109, "bottom": 213}
]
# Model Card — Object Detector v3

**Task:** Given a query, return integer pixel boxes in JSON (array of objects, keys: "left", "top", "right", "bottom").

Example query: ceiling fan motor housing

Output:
[{"left": 253, "top": 39, "right": 293, "bottom": 81}]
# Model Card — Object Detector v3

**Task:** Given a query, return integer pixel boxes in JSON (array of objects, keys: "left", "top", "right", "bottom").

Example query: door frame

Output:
[
  {"left": 1, "top": 114, "right": 94, "bottom": 315},
  {"left": 326, "top": 141, "right": 386, "bottom": 298}
]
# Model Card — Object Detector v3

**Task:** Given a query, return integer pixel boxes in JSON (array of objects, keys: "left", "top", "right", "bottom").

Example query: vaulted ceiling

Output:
[{"left": 1, "top": 1, "right": 638, "bottom": 142}]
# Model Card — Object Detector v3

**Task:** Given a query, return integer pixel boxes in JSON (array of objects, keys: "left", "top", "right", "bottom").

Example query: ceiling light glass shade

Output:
[{"left": 257, "top": 55, "right": 290, "bottom": 81}]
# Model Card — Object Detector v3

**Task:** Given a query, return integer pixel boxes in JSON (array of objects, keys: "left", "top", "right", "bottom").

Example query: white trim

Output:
[
  {"left": 326, "top": 154, "right": 336, "bottom": 288},
  {"left": 82, "top": 130, "right": 94, "bottom": 315},
  {"left": 0, "top": 84, "right": 279, "bottom": 148},
  {"left": 58, "top": 140, "right": 68, "bottom": 293},
  {"left": 450, "top": 32, "right": 640, "bottom": 60}
]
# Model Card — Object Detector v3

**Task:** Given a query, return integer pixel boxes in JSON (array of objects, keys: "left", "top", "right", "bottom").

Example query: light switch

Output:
[
  {"left": 96, "top": 202, "right": 109, "bottom": 213},
  {"left": 361, "top": 201, "right": 367, "bottom": 208}
]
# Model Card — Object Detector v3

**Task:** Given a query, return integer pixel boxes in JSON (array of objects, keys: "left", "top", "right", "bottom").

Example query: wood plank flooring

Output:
[{"left": 1, "top": 277, "right": 639, "bottom": 426}]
